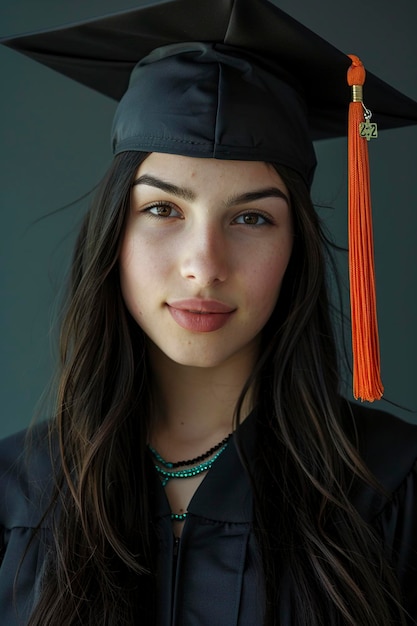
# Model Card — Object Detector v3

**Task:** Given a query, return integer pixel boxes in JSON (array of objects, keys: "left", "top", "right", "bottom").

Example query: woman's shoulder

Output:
[
  {"left": 0, "top": 421, "right": 56, "bottom": 530},
  {"left": 347, "top": 403, "right": 417, "bottom": 616},
  {"left": 344, "top": 401, "right": 417, "bottom": 519},
  {"left": 348, "top": 402, "right": 417, "bottom": 484}
]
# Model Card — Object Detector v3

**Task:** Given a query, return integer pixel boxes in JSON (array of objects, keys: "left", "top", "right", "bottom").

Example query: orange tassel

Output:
[{"left": 347, "top": 54, "right": 383, "bottom": 401}]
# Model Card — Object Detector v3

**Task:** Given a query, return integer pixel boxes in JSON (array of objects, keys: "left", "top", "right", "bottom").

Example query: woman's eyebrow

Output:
[
  {"left": 227, "top": 188, "right": 290, "bottom": 207},
  {"left": 132, "top": 174, "right": 196, "bottom": 201}
]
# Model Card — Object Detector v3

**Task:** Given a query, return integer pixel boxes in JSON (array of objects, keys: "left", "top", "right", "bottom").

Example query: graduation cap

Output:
[{"left": 3, "top": 0, "right": 417, "bottom": 401}]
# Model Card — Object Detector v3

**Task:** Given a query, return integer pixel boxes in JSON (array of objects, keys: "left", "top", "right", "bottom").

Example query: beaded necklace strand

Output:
[
  {"left": 148, "top": 433, "right": 232, "bottom": 521},
  {"left": 148, "top": 433, "right": 232, "bottom": 469}
]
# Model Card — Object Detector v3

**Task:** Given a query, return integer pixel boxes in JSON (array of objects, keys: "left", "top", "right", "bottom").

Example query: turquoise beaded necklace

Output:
[
  {"left": 148, "top": 434, "right": 232, "bottom": 522},
  {"left": 148, "top": 433, "right": 232, "bottom": 470},
  {"left": 152, "top": 445, "right": 228, "bottom": 487}
]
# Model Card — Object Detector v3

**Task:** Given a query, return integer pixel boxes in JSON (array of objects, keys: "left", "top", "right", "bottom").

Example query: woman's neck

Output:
[{"left": 147, "top": 342, "right": 257, "bottom": 456}]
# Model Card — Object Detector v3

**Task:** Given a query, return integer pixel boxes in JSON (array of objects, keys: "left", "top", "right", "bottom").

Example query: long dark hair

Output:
[{"left": 27, "top": 151, "right": 404, "bottom": 624}]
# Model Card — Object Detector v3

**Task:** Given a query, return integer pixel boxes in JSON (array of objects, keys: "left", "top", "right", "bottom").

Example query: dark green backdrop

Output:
[{"left": 1, "top": 0, "right": 416, "bottom": 437}]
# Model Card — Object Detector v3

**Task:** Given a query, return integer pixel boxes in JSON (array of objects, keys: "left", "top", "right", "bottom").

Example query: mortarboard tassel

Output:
[{"left": 347, "top": 54, "right": 383, "bottom": 402}]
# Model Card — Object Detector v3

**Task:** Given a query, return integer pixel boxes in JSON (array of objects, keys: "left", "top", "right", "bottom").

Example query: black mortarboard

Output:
[
  {"left": 2, "top": 0, "right": 417, "bottom": 401},
  {"left": 2, "top": 0, "right": 417, "bottom": 187}
]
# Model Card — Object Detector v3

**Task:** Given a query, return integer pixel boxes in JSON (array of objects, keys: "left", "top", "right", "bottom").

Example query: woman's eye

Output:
[
  {"left": 234, "top": 212, "right": 271, "bottom": 226},
  {"left": 145, "top": 203, "right": 181, "bottom": 218}
]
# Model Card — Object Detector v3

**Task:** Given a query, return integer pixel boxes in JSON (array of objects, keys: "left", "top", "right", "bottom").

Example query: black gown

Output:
[{"left": 1, "top": 404, "right": 417, "bottom": 625}]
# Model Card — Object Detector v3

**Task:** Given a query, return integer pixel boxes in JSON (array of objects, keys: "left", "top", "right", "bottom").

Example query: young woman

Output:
[{"left": 1, "top": 1, "right": 417, "bottom": 624}]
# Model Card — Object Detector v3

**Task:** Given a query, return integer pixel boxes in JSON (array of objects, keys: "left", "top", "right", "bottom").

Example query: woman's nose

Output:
[{"left": 180, "top": 223, "right": 229, "bottom": 287}]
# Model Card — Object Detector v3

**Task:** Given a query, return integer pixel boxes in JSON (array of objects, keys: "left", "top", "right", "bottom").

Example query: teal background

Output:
[{"left": 0, "top": 0, "right": 416, "bottom": 437}]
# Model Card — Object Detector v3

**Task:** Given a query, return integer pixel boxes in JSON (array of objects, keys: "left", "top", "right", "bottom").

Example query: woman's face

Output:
[{"left": 120, "top": 153, "right": 293, "bottom": 370}]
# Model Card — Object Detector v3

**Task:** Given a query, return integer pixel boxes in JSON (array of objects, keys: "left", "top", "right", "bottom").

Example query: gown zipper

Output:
[
  {"left": 173, "top": 536, "right": 180, "bottom": 567},
  {"left": 171, "top": 535, "right": 181, "bottom": 624}
]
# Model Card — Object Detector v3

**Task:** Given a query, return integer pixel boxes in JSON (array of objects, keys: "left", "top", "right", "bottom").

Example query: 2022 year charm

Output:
[{"left": 360, "top": 109, "right": 378, "bottom": 141}]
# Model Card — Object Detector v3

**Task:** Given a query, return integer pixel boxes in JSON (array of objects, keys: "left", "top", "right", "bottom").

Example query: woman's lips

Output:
[{"left": 167, "top": 299, "right": 235, "bottom": 332}]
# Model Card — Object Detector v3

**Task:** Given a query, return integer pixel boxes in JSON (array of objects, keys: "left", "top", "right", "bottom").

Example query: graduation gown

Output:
[{"left": 1, "top": 404, "right": 417, "bottom": 625}]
